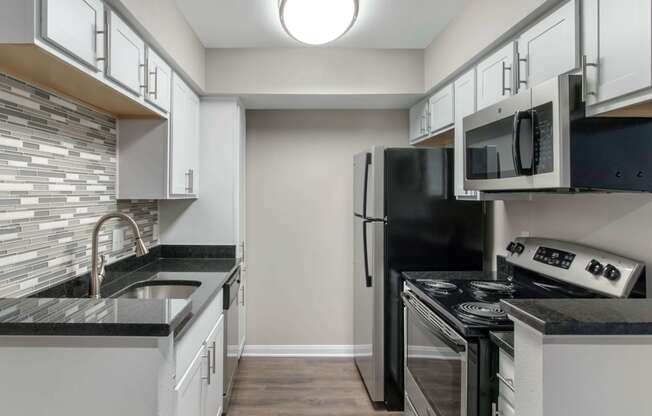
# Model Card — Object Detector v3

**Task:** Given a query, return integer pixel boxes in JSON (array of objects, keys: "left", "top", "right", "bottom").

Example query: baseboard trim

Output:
[{"left": 242, "top": 345, "right": 354, "bottom": 357}]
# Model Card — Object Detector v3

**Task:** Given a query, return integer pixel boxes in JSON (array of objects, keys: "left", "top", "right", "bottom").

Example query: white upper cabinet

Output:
[
  {"left": 41, "top": 0, "right": 105, "bottom": 71},
  {"left": 517, "top": 0, "right": 579, "bottom": 92},
  {"left": 476, "top": 42, "right": 516, "bottom": 110},
  {"left": 409, "top": 99, "right": 429, "bottom": 143},
  {"left": 453, "top": 69, "right": 478, "bottom": 199},
  {"left": 146, "top": 47, "right": 172, "bottom": 113},
  {"left": 107, "top": 10, "right": 145, "bottom": 96},
  {"left": 582, "top": 0, "right": 652, "bottom": 107},
  {"left": 170, "top": 73, "right": 200, "bottom": 197},
  {"left": 428, "top": 83, "right": 455, "bottom": 134}
]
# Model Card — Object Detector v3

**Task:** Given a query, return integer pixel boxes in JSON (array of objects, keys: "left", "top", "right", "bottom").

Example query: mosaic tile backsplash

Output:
[{"left": 0, "top": 73, "right": 158, "bottom": 298}]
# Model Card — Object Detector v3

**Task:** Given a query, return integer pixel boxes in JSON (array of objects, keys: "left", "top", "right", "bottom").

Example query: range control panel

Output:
[
  {"left": 533, "top": 247, "right": 576, "bottom": 269},
  {"left": 505, "top": 237, "right": 645, "bottom": 298}
]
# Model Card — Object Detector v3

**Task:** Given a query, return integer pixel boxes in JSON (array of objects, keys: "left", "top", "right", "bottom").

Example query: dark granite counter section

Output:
[
  {"left": 502, "top": 299, "right": 652, "bottom": 335},
  {"left": 0, "top": 257, "right": 239, "bottom": 337},
  {"left": 490, "top": 331, "right": 514, "bottom": 357},
  {"left": 0, "top": 297, "right": 190, "bottom": 337}
]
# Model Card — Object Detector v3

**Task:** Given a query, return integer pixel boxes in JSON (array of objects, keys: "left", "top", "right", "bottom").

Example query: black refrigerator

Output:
[{"left": 353, "top": 147, "right": 485, "bottom": 410}]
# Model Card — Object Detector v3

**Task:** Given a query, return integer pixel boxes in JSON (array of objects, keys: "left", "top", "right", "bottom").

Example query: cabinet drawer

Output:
[{"left": 175, "top": 291, "right": 223, "bottom": 380}]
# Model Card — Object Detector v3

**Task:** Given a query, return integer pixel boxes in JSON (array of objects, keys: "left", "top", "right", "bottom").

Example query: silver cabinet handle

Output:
[
  {"left": 517, "top": 52, "right": 528, "bottom": 89},
  {"left": 211, "top": 341, "right": 216, "bottom": 374},
  {"left": 581, "top": 54, "right": 598, "bottom": 102},
  {"left": 492, "top": 402, "right": 503, "bottom": 416},
  {"left": 148, "top": 66, "right": 158, "bottom": 100},
  {"left": 139, "top": 63, "right": 146, "bottom": 90},
  {"left": 95, "top": 28, "right": 105, "bottom": 63},
  {"left": 202, "top": 344, "right": 211, "bottom": 385},
  {"left": 502, "top": 61, "right": 512, "bottom": 96},
  {"left": 497, "top": 373, "right": 515, "bottom": 392}
]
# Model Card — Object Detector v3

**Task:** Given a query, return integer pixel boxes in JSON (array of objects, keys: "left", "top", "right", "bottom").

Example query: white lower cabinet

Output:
[{"left": 175, "top": 294, "right": 225, "bottom": 416}]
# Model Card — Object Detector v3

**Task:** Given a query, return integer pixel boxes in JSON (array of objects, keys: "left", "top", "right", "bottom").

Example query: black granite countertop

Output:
[
  {"left": 0, "top": 257, "right": 239, "bottom": 337},
  {"left": 490, "top": 331, "right": 514, "bottom": 357},
  {"left": 502, "top": 299, "right": 652, "bottom": 336}
]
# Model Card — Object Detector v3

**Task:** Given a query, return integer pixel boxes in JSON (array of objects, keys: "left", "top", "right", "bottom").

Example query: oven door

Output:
[
  {"left": 402, "top": 290, "right": 470, "bottom": 416},
  {"left": 463, "top": 75, "right": 574, "bottom": 192}
]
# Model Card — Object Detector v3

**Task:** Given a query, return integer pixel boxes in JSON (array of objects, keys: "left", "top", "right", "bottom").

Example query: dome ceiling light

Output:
[{"left": 279, "top": 0, "right": 359, "bottom": 45}]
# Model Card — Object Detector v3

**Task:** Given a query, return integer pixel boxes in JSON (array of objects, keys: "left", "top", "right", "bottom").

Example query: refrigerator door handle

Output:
[
  {"left": 362, "top": 219, "right": 372, "bottom": 288},
  {"left": 362, "top": 152, "right": 371, "bottom": 218}
]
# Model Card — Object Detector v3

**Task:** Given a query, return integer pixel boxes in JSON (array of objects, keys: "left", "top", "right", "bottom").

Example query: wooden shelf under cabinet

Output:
[{"left": 0, "top": 44, "right": 161, "bottom": 118}]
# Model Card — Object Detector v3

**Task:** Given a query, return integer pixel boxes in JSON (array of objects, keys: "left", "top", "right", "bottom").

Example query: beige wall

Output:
[
  {"left": 109, "top": 0, "right": 206, "bottom": 91},
  {"left": 491, "top": 194, "right": 652, "bottom": 276},
  {"left": 206, "top": 48, "right": 424, "bottom": 95},
  {"left": 424, "top": 0, "right": 560, "bottom": 91},
  {"left": 245, "top": 110, "right": 408, "bottom": 345}
]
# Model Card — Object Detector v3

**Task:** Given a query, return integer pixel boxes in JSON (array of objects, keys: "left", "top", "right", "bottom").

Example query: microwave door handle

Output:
[{"left": 512, "top": 110, "right": 534, "bottom": 176}]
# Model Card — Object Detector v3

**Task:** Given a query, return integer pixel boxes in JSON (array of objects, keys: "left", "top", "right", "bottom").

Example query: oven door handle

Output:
[
  {"left": 512, "top": 110, "right": 534, "bottom": 176},
  {"left": 402, "top": 292, "right": 466, "bottom": 353}
]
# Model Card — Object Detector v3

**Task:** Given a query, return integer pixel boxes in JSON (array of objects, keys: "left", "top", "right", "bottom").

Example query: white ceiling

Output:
[{"left": 176, "top": 0, "right": 468, "bottom": 49}]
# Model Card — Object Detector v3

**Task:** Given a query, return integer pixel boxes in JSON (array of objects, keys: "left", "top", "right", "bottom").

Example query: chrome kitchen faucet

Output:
[{"left": 90, "top": 213, "right": 149, "bottom": 298}]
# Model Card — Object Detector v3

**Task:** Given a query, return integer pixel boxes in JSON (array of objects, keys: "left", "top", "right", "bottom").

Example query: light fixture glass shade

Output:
[{"left": 279, "top": 0, "right": 359, "bottom": 45}]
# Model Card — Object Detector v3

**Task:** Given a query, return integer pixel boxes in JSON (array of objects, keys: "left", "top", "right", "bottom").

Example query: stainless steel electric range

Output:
[{"left": 402, "top": 237, "right": 646, "bottom": 416}]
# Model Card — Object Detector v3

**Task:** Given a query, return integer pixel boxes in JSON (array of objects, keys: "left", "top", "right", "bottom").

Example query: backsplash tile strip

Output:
[{"left": 0, "top": 73, "right": 158, "bottom": 298}]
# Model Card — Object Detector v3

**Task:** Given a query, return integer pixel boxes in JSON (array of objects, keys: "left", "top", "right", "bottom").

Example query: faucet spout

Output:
[{"left": 90, "top": 213, "right": 149, "bottom": 299}]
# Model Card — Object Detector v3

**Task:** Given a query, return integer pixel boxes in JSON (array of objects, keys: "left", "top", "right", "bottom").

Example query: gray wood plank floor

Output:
[{"left": 227, "top": 358, "right": 403, "bottom": 416}]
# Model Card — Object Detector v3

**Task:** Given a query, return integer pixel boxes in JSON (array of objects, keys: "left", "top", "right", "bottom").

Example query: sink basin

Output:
[{"left": 114, "top": 281, "right": 201, "bottom": 300}]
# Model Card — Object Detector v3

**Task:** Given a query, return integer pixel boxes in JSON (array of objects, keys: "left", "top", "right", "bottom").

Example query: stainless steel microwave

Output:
[{"left": 463, "top": 74, "right": 652, "bottom": 193}]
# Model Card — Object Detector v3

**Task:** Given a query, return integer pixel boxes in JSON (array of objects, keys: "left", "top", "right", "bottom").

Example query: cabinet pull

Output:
[
  {"left": 211, "top": 341, "right": 216, "bottom": 374},
  {"left": 139, "top": 63, "right": 147, "bottom": 90},
  {"left": 185, "top": 169, "right": 194, "bottom": 194},
  {"left": 95, "top": 29, "right": 105, "bottom": 62},
  {"left": 202, "top": 344, "right": 211, "bottom": 385},
  {"left": 581, "top": 55, "right": 598, "bottom": 102},
  {"left": 497, "top": 373, "right": 516, "bottom": 392},
  {"left": 502, "top": 61, "right": 512, "bottom": 96},
  {"left": 517, "top": 52, "right": 528, "bottom": 89},
  {"left": 149, "top": 67, "right": 158, "bottom": 100}
]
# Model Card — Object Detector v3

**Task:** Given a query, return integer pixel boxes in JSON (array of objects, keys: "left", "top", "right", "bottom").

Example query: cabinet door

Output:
[
  {"left": 107, "top": 10, "right": 145, "bottom": 96},
  {"left": 453, "top": 69, "right": 478, "bottom": 199},
  {"left": 203, "top": 315, "right": 225, "bottom": 416},
  {"left": 171, "top": 73, "right": 193, "bottom": 196},
  {"left": 429, "top": 83, "right": 454, "bottom": 134},
  {"left": 517, "top": 0, "right": 578, "bottom": 92},
  {"left": 176, "top": 344, "right": 206, "bottom": 416},
  {"left": 476, "top": 42, "right": 516, "bottom": 110},
  {"left": 583, "top": 0, "right": 652, "bottom": 106},
  {"left": 187, "top": 91, "right": 200, "bottom": 195},
  {"left": 41, "top": 0, "right": 105, "bottom": 71},
  {"left": 408, "top": 99, "right": 429, "bottom": 143},
  {"left": 146, "top": 48, "right": 171, "bottom": 112}
]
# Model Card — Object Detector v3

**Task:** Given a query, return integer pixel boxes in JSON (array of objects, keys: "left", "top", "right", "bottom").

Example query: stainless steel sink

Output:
[{"left": 114, "top": 281, "right": 201, "bottom": 300}]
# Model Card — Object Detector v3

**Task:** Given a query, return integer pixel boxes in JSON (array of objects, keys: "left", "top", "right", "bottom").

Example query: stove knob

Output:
[
  {"left": 585, "top": 259, "right": 604, "bottom": 275},
  {"left": 506, "top": 242, "right": 517, "bottom": 253},
  {"left": 513, "top": 243, "right": 525, "bottom": 255},
  {"left": 603, "top": 264, "right": 621, "bottom": 281}
]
